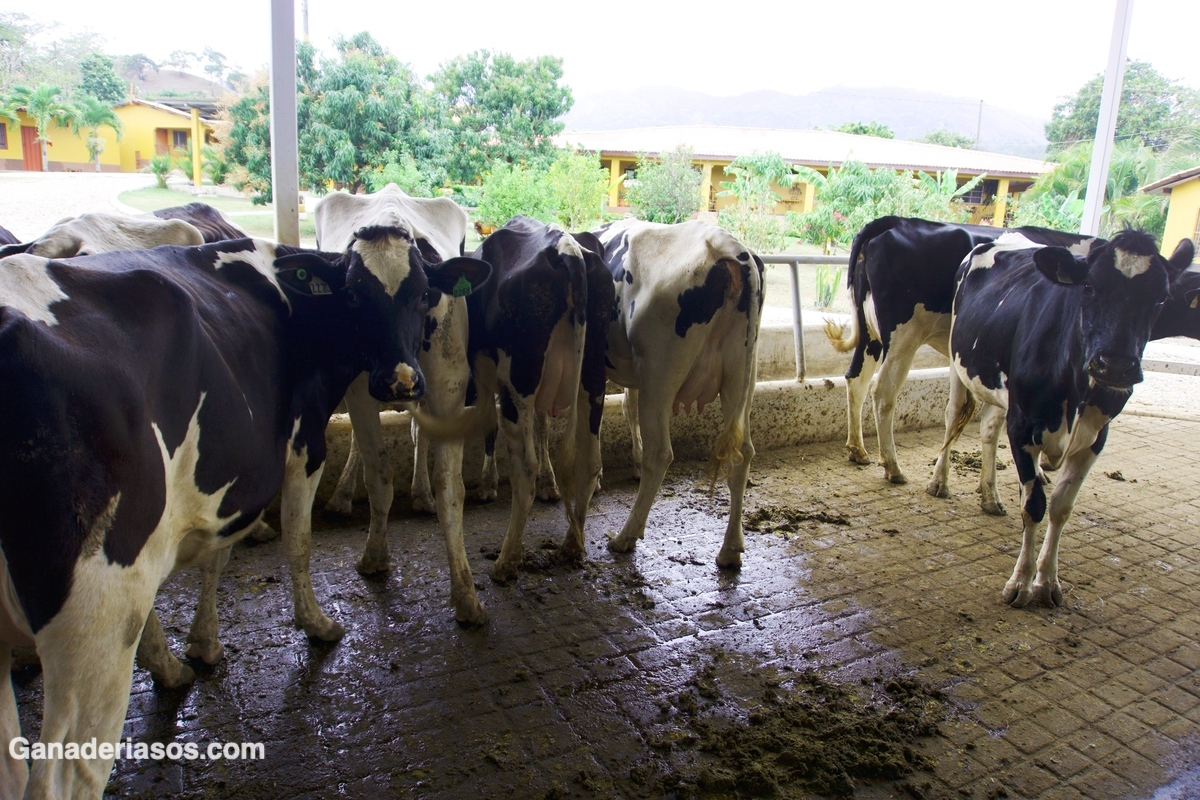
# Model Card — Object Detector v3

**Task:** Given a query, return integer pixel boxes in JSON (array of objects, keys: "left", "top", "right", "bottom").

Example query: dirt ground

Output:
[{"left": 12, "top": 412, "right": 1200, "bottom": 800}]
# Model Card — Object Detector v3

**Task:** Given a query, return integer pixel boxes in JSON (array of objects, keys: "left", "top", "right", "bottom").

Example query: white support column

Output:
[
  {"left": 1080, "top": 0, "right": 1134, "bottom": 237},
  {"left": 270, "top": 0, "right": 300, "bottom": 246}
]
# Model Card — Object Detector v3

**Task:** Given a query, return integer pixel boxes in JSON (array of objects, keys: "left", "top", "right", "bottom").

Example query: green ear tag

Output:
[
  {"left": 452, "top": 274, "right": 473, "bottom": 297},
  {"left": 296, "top": 268, "right": 308, "bottom": 280}
]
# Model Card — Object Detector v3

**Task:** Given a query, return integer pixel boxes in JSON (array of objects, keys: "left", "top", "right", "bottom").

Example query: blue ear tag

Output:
[{"left": 452, "top": 274, "right": 473, "bottom": 297}]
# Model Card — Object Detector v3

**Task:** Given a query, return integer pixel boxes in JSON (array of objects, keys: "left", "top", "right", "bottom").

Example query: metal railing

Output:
[{"left": 759, "top": 254, "right": 851, "bottom": 381}]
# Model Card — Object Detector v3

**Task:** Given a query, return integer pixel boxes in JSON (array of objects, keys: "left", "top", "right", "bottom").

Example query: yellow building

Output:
[
  {"left": 1142, "top": 166, "right": 1200, "bottom": 259},
  {"left": 556, "top": 125, "right": 1053, "bottom": 226},
  {"left": 0, "top": 98, "right": 215, "bottom": 180}
]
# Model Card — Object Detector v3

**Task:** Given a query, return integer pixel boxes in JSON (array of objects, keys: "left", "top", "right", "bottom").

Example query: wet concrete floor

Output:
[{"left": 13, "top": 412, "right": 1200, "bottom": 799}]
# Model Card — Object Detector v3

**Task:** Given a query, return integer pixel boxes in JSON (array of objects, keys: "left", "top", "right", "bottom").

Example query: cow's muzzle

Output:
[
  {"left": 369, "top": 364, "right": 425, "bottom": 403},
  {"left": 1087, "top": 353, "right": 1143, "bottom": 390}
]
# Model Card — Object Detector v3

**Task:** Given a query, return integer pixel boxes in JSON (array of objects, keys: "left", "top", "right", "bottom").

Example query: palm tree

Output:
[
  {"left": 73, "top": 96, "right": 123, "bottom": 172},
  {"left": 11, "top": 84, "right": 80, "bottom": 172}
]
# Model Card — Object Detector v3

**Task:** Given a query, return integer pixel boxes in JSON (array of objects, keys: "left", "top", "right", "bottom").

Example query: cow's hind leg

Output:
[
  {"left": 535, "top": 411, "right": 560, "bottom": 501},
  {"left": 138, "top": 609, "right": 196, "bottom": 687},
  {"left": 844, "top": 348, "right": 878, "bottom": 465},
  {"left": 184, "top": 546, "right": 231, "bottom": 664},
  {"left": 492, "top": 390, "right": 539, "bottom": 583},
  {"left": 1, "top": 646, "right": 29, "bottom": 799},
  {"left": 716, "top": 374, "right": 757, "bottom": 569},
  {"left": 874, "top": 324, "right": 926, "bottom": 483},
  {"left": 610, "top": 385, "right": 673, "bottom": 553},
  {"left": 926, "top": 370, "right": 975, "bottom": 499},
  {"left": 978, "top": 404, "right": 1008, "bottom": 516}
]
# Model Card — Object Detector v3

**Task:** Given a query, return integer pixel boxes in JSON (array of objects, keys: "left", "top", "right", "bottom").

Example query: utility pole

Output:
[
  {"left": 269, "top": 0, "right": 300, "bottom": 245},
  {"left": 1081, "top": 0, "right": 1134, "bottom": 237},
  {"left": 974, "top": 100, "right": 983, "bottom": 149}
]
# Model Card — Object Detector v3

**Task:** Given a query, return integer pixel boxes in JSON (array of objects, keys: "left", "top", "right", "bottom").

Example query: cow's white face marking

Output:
[
  {"left": 1069, "top": 238, "right": 1096, "bottom": 257},
  {"left": 1113, "top": 248, "right": 1151, "bottom": 279},
  {"left": 354, "top": 235, "right": 411, "bottom": 297},
  {"left": 0, "top": 253, "right": 69, "bottom": 325},
  {"left": 213, "top": 239, "right": 289, "bottom": 307}
]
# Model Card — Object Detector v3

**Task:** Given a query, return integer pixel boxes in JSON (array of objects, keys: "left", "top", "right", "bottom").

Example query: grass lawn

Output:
[{"left": 118, "top": 187, "right": 265, "bottom": 214}]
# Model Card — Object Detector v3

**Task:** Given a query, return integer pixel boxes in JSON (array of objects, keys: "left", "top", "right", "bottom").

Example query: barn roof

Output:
[
  {"left": 1141, "top": 165, "right": 1200, "bottom": 195},
  {"left": 555, "top": 125, "right": 1052, "bottom": 179}
]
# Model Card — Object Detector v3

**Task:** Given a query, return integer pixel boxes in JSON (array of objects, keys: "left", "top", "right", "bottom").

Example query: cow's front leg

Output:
[
  {"left": 492, "top": 389, "right": 539, "bottom": 582},
  {"left": 282, "top": 450, "right": 344, "bottom": 640},
  {"left": 184, "top": 546, "right": 231, "bottom": 664},
  {"left": 344, "top": 379, "right": 394, "bottom": 575},
  {"left": 0, "top": 646, "right": 28, "bottom": 799},
  {"left": 1003, "top": 421, "right": 1046, "bottom": 607},
  {"left": 535, "top": 411, "right": 560, "bottom": 501},
  {"left": 137, "top": 609, "right": 194, "bottom": 687}
]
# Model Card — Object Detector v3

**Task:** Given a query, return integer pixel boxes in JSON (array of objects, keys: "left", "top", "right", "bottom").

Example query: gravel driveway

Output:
[{"left": 0, "top": 171, "right": 154, "bottom": 240}]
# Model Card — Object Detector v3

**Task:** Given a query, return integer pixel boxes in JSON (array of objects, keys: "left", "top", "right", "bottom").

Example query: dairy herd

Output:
[{"left": 0, "top": 191, "right": 1194, "bottom": 798}]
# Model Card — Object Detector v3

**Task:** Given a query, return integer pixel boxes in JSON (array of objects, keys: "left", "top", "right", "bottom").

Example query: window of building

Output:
[
  {"left": 959, "top": 178, "right": 996, "bottom": 206},
  {"left": 0, "top": 122, "right": 7, "bottom": 150},
  {"left": 172, "top": 130, "right": 189, "bottom": 150}
]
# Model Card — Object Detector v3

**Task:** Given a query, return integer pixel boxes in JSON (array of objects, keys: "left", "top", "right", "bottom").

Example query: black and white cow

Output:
[
  {"left": 925, "top": 230, "right": 1193, "bottom": 607},
  {"left": 0, "top": 210, "right": 204, "bottom": 259},
  {"left": 0, "top": 225, "right": 17, "bottom": 245},
  {"left": 151, "top": 201, "right": 248, "bottom": 243},
  {"left": 595, "top": 219, "right": 763, "bottom": 566},
  {"left": 459, "top": 217, "right": 614, "bottom": 581},
  {"left": 313, "top": 185, "right": 503, "bottom": 624},
  {"left": 825, "top": 216, "right": 1097, "bottom": 484},
  {"left": 0, "top": 231, "right": 485, "bottom": 798},
  {"left": 1151, "top": 262, "right": 1200, "bottom": 340}
]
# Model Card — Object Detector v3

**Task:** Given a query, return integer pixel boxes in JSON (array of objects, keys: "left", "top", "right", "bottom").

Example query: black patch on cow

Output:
[
  {"left": 675, "top": 262, "right": 731, "bottom": 338},
  {"left": 1090, "top": 421, "right": 1110, "bottom": 455},
  {"left": 151, "top": 202, "right": 246, "bottom": 243},
  {"left": 498, "top": 385, "right": 518, "bottom": 424},
  {"left": 629, "top": 299, "right": 635, "bottom": 318},
  {"left": 423, "top": 314, "right": 438, "bottom": 351}
]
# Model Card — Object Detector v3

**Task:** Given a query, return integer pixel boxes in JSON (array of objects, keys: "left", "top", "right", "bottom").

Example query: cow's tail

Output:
[
  {"left": 552, "top": 235, "right": 590, "bottom": 501},
  {"left": 707, "top": 252, "right": 763, "bottom": 492},
  {"left": 408, "top": 354, "right": 498, "bottom": 441},
  {"left": 823, "top": 315, "right": 857, "bottom": 353}
]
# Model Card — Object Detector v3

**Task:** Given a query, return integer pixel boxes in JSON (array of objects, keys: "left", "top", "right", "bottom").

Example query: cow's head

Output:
[
  {"left": 1034, "top": 230, "right": 1192, "bottom": 390},
  {"left": 276, "top": 225, "right": 490, "bottom": 403}
]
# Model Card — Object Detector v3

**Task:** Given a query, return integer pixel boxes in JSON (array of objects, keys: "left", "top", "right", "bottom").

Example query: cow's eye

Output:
[
  {"left": 422, "top": 290, "right": 434, "bottom": 306},
  {"left": 344, "top": 287, "right": 360, "bottom": 308},
  {"left": 1082, "top": 283, "right": 1095, "bottom": 297}
]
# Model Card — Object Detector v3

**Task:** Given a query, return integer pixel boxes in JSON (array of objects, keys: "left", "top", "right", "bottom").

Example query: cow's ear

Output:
[
  {"left": 0, "top": 242, "right": 32, "bottom": 259},
  {"left": 1167, "top": 238, "right": 1196, "bottom": 279},
  {"left": 1184, "top": 288, "right": 1200, "bottom": 311},
  {"left": 1033, "top": 246, "right": 1089, "bottom": 286},
  {"left": 426, "top": 256, "right": 492, "bottom": 298},
  {"left": 274, "top": 252, "right": 346, "bottom": 298}
]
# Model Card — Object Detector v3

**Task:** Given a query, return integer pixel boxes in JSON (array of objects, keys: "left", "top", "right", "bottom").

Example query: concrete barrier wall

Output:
[{"left": 319, "top": 367, "right": 953, "bottom": 504}]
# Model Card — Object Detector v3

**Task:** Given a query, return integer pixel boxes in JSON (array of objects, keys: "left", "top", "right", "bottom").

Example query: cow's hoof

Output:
[
  {"left": 848, "top": 449, "right": 871, "bottom": 465},
  {"left": 556, "top": 542, "right": 585, "bottom": 565},
  {"left": 249, "top": 521, "right": 280, "bottom": 542},
  {"left": 537, "top": 487, "right": 561, "bottom": 503},
  {"left": 886, "top": 470, "right": 908, "bottom": 485},
  {"left": 607, "top": 533, "right": 638, "bottom": 554},
  {"left": 1002, "top": 579, "right": 1032, "bottom": 608},
  {"left": 356, "top": 549, "right": 390, "bottom": 575},
  {"left": 151, "top": 659, "right": 196, "bottom": 690},
  {"left": 412, "top": 493, "right": 436, "bottom": 514},
  {"left": 184, "top": 636, "right": 224, "bottom": 666},
  {"left": 478, "top": 486, "right": 497, "bottom": 503},
  {"left": 716, "top": 548, "right": 743, "bottom": 570},
  {"left": 925, "top": 480, "right": 949, "bottom": 499},
  {"left": 301, "top": 615, "right": 345, "bottom": 642},
  {"left": 490, "top": 559, "right": 520, "bottom": 584},
  {"left": 454, "top": 599, "right": 489, "bottom": 627},
  {"left": 324, "top": 496, "right": 353, "bottom": 517},
  {"left": 1029, "top": 580, "right": 1063, "bottom": 608},
  {"left": 981, "top": 500, "right": 1007, "bottom": 516}
]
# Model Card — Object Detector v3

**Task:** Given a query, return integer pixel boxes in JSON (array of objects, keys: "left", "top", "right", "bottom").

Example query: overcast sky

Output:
[{"left": 18, "top": 0, "right": 1200, "bottom": 120}]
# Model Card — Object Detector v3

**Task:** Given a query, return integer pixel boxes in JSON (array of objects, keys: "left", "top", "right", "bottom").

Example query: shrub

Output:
[
  {"left": 477, "top": 162, "right": 555, "bottom": 227},
  {"left": 547, "top": 149, "right": 608, "bottom": 230},
  {"left": 814, "top": 264, "right": 844, "bottom": 308},
  {"left": 144, "top": 152, "right": 176, "bottom": 189},
  {"left": 365, "top": 153, "right": 435, "bottom": 197},
  {"left": 626, "top": 145, "right": 702, "bottom": 224}
]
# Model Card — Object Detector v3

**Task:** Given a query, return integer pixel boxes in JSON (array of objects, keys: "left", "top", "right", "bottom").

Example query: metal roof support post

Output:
[
  {"left": 269, "top": 0, "right": 300, "bottom": 246},
  {"left": 789, "top": 260, "right": 806, "bottom": 381},
  {"left": 1080, "top": 0, "right": 1134, "bottom": 237}
]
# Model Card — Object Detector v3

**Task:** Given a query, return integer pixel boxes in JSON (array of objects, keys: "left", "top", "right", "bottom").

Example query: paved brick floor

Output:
[{"left": 13, "top": 412, "right": 1200, "bottom": 799}]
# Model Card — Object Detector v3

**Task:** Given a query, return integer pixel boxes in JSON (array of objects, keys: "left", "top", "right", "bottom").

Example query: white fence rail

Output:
[{"left": 759, "top": 254, "right": 851, "bottom": 381}]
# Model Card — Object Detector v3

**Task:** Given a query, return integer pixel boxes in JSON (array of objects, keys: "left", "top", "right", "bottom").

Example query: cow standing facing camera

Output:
[{"left": 926, "top": 230, "right": 1193, "bottom": 608}]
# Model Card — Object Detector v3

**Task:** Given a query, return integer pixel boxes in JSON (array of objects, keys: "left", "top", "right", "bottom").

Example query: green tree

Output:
[
  {"left": 364, "top": 152, "right": 435, "bottom": 196},
  {"left": 430, "top": 50, "right": 573, "bottom": 183},
  {"left": 202, "top": 47, "right": 228, "bottom": 87},
  {"left": 118, "top": 53, "right": 158, "bottom": 81},
  {"left": 73, "top": 95, "right": 123, "bottom": 172},
  {"left": 625, "top": 145, "right": 702, "bottom": 224},
  {"left": 78, "top": 53, "right": 126, "bottom": 103},
  {"left": 224, "top": 75, "right": 274, "bottom": 202},
  {"left": 476, "top": 162, "right": 555, "bottom": 227},
  {"left": 546, "top": 149, "right": 608, "bottom": 230},
  {"left": 1045, "top": 60, "right": 1200, "bottom": 154},
  {"left": 12, "top": 84, "right": 78, "bottom": 171},
  {"left": 165, "top": 50, "right": 196, "bottom": 75},
  {"left": 716, "top": 151, "right": 797, "bottom": 253},
  {"left": 918, "top": 129, "right": 974, "bottom": 148},
  {"left": 833, "top": 121, "right": 894, "bottom": 138}
]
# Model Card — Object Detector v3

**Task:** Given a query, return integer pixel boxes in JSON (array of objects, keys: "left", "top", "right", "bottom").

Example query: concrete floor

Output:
[{"left": 13, "top": 409, "right": 1200, "bottom": 799}]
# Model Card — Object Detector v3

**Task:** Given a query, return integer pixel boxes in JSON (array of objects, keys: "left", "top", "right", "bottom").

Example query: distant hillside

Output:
[
  {"left": 119, "top": 67, "right": 229, "bottom": 101},
  {"left": 564, "top": 86, "right": 1049, "bottom": 159}
]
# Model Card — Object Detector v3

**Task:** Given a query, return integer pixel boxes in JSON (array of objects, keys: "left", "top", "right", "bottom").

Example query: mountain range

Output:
[{"left": 563, "top": 86, "right": 1050, "bottom": 159}]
